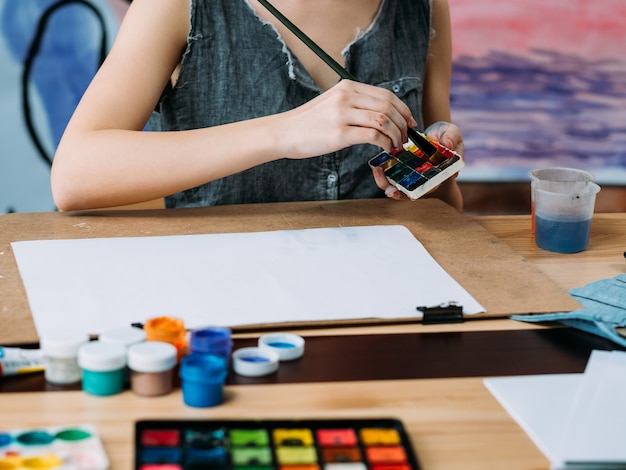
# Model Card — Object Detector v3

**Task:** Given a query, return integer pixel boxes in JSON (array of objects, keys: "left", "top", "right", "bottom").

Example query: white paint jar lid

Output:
[
  {"left": 128, "top": 341, "right": 177, "bottom": 373},
  {"left": 78, "top": 341, "right": 126, "bottom": 371},
  {"left": 40, "top": 330, "right": 90, "bottom": 358},
  {"left": 99, "top": 327, "right": 146, "bottom": 348},
  {"left": 258, "top": 333, "right": 305, "bottom": 361},
  {"left": 232, "top": 347, "right": 279, "bottom": 377}
]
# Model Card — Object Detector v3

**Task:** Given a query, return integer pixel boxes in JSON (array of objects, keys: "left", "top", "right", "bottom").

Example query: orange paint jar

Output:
[{"left": 143, "top": 316, "right": 188, "bottom": 360}]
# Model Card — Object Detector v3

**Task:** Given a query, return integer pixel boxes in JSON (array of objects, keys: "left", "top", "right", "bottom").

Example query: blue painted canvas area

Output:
[
  {"left": 0, "top": 0, "right": 121, "bottom": 213},
  {"left": 452, "top": 50, "right": 626, "bottom": 184}
]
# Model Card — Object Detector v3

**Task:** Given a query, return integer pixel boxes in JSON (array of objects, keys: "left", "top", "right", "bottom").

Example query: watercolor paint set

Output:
[
  {"left": 0, "top": 423, "right": 109, "bottom": 469},
  {"left": 134, "top": 418, "right": 421, "bottom": 470},
  {"left": 368, "top": 137, "right": 464, "bottom": 200}
]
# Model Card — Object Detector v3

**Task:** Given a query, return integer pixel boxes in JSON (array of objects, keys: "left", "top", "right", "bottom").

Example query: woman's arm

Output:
[
  {"left": 421, "top": 0, "right": 463, "bottom": 211},
  {"left": 52, "top": 0, "right": 416, "bottom": 211},
  {"left": 373, "top": 0, "right": 463, "bottom": 211}
]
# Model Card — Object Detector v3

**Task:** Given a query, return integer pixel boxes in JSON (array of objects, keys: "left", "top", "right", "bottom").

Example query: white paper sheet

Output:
[
  {"left": 485, "top": 350, "right": 626, "bottom": 469},
  {"left": 12, "top": 225, "right": 484, "bottom": 338},
  {"left": 555, "top": 350, "right": 626, "bottom": 468},
  {"left": 484, "top": 374, "right": 581, "bottom": 464}
]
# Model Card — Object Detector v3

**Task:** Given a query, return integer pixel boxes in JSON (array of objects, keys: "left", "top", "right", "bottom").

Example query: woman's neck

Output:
[{"left": 249, "top": 0, "right": 383, "bottom": 90}]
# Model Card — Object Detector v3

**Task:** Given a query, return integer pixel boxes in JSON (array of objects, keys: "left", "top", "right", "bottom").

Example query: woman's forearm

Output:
[{"left": 51, "top": 115, "right": 285, "bottom": 211}]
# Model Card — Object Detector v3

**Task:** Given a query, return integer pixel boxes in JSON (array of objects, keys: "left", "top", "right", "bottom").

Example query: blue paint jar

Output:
[
  {"left": 0, "top": 433, "right": 12, "bottom": 447},
  {"left": 77, "top": 341, "right": 126, "bottom": 396},
  {"left": 179, "top": 353, "right": 228, "bottom": 408},
  {"left": 189, "top": 327, "right": 232, "bottom": 361}
]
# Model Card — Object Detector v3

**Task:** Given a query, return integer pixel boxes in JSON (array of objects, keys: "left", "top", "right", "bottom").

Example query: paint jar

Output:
[
  {"left": 189, "top": 327, "right": 232, "bottom": 362},
  {"left": 143, "top": 316, "right": 187, "bottom": 360},
  {"left": 179, "top": 353, "right": 228, "bottom": 407},
  {"left": 532, "top": 179, "right": 601, "bottom": 253},
  {"left": 99, "top": 326, "right": 147, "bottom": 384},
  {"left": 77, "top": 341, "right": 126, "bottom": 396},
  {"left": 39, "top": 330, "right": 90, "bottom": 385},
  {"left": 127, "top": 341, "right": 177, "bottom": 397}
]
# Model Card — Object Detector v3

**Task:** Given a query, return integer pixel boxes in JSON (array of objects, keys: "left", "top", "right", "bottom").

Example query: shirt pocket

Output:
[{"left": 375, "top": 77, "right": 423, "bottom": 127}]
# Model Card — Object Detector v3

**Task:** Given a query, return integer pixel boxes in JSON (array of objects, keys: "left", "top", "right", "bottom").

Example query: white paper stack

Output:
[
  {"left": 11, "top": 225, "right": 485, "bottom": 338},
  {"left": 484, "top": 350, "right": 626, "bottom": 469}
]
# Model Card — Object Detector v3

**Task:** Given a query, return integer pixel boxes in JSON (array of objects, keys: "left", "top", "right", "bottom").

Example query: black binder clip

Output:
[{"left": 417, "top": 302, "right": 464, "bottom": 325}]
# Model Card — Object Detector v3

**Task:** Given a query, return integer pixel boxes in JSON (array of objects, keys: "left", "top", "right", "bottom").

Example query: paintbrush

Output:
[{"left": 256, "top": 0, "right": 441, "bottom": 159}]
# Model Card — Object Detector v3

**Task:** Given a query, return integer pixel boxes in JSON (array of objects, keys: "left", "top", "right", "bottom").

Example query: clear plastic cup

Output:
[
  {"left": 530, "top": 167, "right": 594, "bottom": 185},
  {"left": 529, "top": 167, "right": 594, "bottom": 234},
  {"left": 531, "top": 180, "right": 600, "bottom": 253}
]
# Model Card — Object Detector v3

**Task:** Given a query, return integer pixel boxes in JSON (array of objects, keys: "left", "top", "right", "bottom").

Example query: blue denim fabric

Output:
[
  {"left": 512, "top": 274, "right": 626, "bottom": 347},
  {"left": 152, "top": 0, "right": 432, "bottom": 207}
]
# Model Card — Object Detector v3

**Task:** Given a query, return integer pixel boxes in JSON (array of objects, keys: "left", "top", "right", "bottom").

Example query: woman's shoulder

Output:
[{"left": 120, "top": 0, "right": 189, "bottom": 51}]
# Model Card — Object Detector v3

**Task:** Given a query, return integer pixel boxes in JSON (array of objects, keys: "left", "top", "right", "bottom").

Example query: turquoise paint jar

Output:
[{"left": 78, "top": 341, "right": 126, "bottom": 396}]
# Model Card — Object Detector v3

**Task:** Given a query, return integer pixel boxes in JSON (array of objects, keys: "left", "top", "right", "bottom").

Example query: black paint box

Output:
[{"left": 135, "top": 418, "right": 422, "bottom": 470}]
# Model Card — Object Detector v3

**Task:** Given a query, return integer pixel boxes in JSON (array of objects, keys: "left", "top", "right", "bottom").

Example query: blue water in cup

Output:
[{"left": 535, "top": 217, "right": 592, "bottom": 254}]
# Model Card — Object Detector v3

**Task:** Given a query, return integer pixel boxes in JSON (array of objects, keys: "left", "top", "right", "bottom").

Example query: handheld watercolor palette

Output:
[
  {"left": 368, "top": 138, "right": 464, "bottom": 200},
  {"left": 0, "top": 423, "right": 109, "bottom": 469},
  {"left": 135, "top": 418, "right": 421, "bottom": 470}
]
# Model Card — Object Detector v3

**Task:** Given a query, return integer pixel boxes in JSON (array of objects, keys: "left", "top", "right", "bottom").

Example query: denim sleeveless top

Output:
[{"left": 156, "top": 0, "right": 432, "bottom": 208}]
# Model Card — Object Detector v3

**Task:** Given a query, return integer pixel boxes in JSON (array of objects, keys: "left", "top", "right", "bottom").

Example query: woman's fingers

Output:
[
  {"left": 371, "top": 166, "right": 409, "bottom": 200},
  {"left": 315, "top": 81, "right": 410, "bottom": 150},
  {"left": 424, "top": 121, "right": 465, "bottom": 157}
]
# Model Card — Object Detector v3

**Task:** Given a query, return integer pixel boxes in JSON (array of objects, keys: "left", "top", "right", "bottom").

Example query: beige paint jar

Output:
[{"left": 127, "top": 341, "right": 177, "bottom": 397}]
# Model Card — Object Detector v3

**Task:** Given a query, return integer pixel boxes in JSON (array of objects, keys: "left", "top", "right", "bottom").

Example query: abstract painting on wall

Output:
[
  {"left": 449, "top": 0, "right": 626, "bottom": 184},
  {"left": 0, "top": 0, "right": 125, "bottom": 213}
]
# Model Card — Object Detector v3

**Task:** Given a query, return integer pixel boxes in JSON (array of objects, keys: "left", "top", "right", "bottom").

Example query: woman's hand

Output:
[
  {"left": 423, "top": 121, "right": 465, "bottom": 159},
  {"left": 280, "top": 79, "right": 417, "bottom": 159}
]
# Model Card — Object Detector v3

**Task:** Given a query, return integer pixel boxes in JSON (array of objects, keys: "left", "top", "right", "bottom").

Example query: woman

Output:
[{"left": 51, "top": 0, "right": 464, "bottom": 211}]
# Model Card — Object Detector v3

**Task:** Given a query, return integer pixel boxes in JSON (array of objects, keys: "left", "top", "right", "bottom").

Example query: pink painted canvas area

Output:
[
  {"left": 450, "top": 0, "right": 626, "bottom": 59},
  {"left": 448, "top": 0, "right": 626, "bottom": 183}
]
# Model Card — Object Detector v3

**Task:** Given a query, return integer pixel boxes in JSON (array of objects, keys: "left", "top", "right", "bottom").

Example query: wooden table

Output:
[
  {"left": 476, "top": 212, "right": 625, "bottom": 292},
  {"left": 0, "top": 200, "right": 624, "bottom": 470}
]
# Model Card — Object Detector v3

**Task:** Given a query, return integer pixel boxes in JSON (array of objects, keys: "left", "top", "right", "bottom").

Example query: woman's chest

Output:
[{"left": 248, "top": 0, "right": 383, "bottom": 90}]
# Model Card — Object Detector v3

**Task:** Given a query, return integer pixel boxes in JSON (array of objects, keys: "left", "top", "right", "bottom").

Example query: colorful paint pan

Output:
[
  {"left": 368, "top": 138, "right": 464, "bottom": 200},
  {"left": 0, "top": 424, "right": 109, "bottom": 469},
  {"left": 134, "top": 418, "right": 421, "bottom": 470}
]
